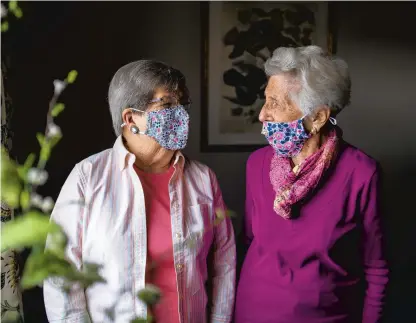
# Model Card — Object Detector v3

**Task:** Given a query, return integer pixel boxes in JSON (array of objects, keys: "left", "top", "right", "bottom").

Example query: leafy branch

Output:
[
  {"left": 0, "top": 69, "right": 93, "bottom": 289},
  {"left": 1, "top": 1, "right": 23, "bottom": 32},
  {"left": 1, "top": 1, "right": 110, "bottom": 313}
]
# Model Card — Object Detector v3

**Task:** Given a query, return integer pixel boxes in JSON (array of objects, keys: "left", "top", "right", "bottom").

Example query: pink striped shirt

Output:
[{"left": 43, "top": 136, "right": 236, "bottom": 323}]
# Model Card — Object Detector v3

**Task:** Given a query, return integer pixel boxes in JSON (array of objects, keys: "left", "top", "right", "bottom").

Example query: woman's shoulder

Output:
[
  {"left": 247, "top": 145, "right": 273, "bottom": 171},
  {"left": 338, "top": 140, "right": 380, "bottom": 177},
  {"left": 74, "top": 148, "right": 114, "bottom": 176},
  {"left": 183, "top": 159, "right": 221, "bottom": 191},
  {"left": 184, "top": 158, "right": 213, "bottom": 177}
]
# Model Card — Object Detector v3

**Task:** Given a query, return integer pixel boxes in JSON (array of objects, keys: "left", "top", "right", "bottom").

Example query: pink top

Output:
[{"left": 134, "top": 165, "right": 180, "bottom": 323}]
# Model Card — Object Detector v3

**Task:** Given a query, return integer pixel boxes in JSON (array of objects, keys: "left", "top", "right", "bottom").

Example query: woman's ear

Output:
[
  {"left": 122, "top": 108, "right": 134, "bottom": 126},
  {"left": 312, "top": 106, "right": 331, "bottom": 132}
]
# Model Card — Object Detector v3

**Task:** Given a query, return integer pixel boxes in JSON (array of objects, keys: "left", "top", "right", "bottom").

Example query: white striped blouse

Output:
[{"left": 43, "top": 136, "right": 236, "bottom": 323}]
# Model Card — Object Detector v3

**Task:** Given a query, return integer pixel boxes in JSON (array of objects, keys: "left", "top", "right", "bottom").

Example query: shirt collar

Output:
[{"left": 113, "top": 136, "right": 185, "bottom": 171}]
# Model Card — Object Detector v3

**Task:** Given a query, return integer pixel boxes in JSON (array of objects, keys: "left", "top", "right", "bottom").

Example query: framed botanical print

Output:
[{"left": 200, "top": 1, "right": 336, "bottom": 152}]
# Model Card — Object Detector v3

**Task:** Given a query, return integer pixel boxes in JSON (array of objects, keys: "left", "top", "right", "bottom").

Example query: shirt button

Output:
[
  {"left": 175, "top": 233, "right": 181, "bottom": 239},
  {"left": 176, "top": 263, "right": 183, "bottom": 270}
]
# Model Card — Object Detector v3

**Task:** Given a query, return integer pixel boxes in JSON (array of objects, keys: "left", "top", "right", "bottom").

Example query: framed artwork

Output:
[{"left": 200, "top": 1, "right": 336, "bottom": 152}]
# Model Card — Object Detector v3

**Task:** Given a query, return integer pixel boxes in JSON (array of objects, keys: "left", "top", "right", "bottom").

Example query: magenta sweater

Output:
[{"left": 235, "top": 142, "right": 388, "bottom": 323}]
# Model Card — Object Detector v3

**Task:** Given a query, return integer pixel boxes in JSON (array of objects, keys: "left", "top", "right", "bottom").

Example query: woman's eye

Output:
[
  {"left": 270, "top": 100, "right": 280, "bottom": 108},
  {"left": 265, "top": 100, "right": 275, "bottom": 108}
]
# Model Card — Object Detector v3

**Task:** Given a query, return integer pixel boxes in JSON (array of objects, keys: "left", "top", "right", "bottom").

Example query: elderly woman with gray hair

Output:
[
  {"left": 43, "top": 60, "right": 236, "bottom": 323},
  {"left": 235, "top": 46, "right": 388, "bottom": 323}
]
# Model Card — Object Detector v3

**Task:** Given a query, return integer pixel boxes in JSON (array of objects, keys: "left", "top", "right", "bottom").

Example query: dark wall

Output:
[
  {"left": 3, "top": 1, "right": 416, "bottom": 322},
  {"left": 334, "top": 3, "right": 416, "bottom": 322}
]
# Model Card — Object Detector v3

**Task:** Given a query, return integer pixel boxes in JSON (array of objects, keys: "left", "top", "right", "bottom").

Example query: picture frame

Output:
[{"left": 200, "top": 1, "right": 336, "bottom": 152}]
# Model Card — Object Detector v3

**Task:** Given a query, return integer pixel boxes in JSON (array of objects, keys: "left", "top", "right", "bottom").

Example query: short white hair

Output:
[{"left": 264, "top": 45, "right": 351, "bottom": 116}]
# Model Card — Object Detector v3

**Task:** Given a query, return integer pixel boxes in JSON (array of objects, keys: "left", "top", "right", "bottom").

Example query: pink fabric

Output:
[
  {"left": 134, "top": 165, "right": 180, "bottom": 323},
  {"left": 270, "top": 128, "right": 339, "bottom": 219}
]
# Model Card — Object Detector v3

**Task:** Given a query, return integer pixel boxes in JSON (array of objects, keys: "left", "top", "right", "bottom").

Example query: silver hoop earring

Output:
[{"left": 130, "top": 125, "right": 139, "bottom": 134}]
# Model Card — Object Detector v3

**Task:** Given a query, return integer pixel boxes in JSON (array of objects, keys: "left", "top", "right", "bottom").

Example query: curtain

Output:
[{"left": 1, "top": 63, "right": 24, "bottom": 323}]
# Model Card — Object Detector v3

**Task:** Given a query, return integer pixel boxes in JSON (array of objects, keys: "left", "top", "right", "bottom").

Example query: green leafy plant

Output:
[
  {"left": 1, "top": 1, "right": 23, "bottom": 32},
  {"left": 0, "top": 69, "right": 103, "bottom": 289}
]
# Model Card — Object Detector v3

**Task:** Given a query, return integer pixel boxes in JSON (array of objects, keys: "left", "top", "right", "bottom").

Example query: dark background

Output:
[{"left": 2, "top": 1, "right": 416, "bottom": 322}]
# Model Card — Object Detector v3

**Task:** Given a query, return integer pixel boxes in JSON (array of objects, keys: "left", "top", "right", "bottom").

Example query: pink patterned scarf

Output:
[{"left": 270, "top": 128, "right": 339, "bottom": 219}]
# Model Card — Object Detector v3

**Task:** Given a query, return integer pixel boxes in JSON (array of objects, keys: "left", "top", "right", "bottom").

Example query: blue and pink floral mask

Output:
[
  {"left": 126, "top": 104, "right": 190, "bottom": 151},
  {"left": 146, "top": 105, "right": 189, "bottom": 150},
  {"left": 261, "top": 116, "right": 337, "bottom": 157},
  {"left": 261, "top": 117, "right": 311, "bottom": 158}
]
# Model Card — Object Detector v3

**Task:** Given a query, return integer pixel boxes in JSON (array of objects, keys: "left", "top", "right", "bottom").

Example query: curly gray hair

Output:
[{"left": 264, "top": 45, "right": 351, "bottom": 116}]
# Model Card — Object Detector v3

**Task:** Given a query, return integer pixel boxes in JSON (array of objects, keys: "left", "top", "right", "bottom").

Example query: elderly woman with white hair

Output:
[
  {"left": 235, "top": 46, "right": 388, "bottom": 323},
  {"left": 43, "top": 60, "right": 236, "bottom": 323}
]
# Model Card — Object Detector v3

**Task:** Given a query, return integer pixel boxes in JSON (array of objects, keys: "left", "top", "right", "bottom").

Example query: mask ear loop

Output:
[
  {"left": 120, "top": 107, "right": 148, "bottom": 134},
  {"left": 149, "top": 98, "right": 163, "bottom": 104},
  {"left": 300, "top": 114, "right": 337, "bottom": 125}
]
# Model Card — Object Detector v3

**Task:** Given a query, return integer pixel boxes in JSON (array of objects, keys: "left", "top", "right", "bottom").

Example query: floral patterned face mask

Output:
[
  {"left": 261, "top": 117, "right": 311, "bottom": 158},
  {"left": 126, "top": 105, "right": 190, "bottom": 151},
  {"left": 261, "top": 116, "right": 337, "bottom": 157}
]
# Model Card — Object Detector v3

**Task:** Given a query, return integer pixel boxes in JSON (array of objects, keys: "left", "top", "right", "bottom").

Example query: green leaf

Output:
[
  {"left": 8, "top": 1, "right": 18, "bottom": 11},
  {"left": 1, "top": 184, "right": 21, "bottom": 209},
  {"left": 1, "top": 146, "right": 22, "bottom": 208},
  {"left": 49, "top": 133, "right": 62, "bottom": 149},
  {"left": 46, "top": 230, "right": 67, "bottom": 258},
  {"left": 137, "top": 285, "right": 161, "bottom": 306},
  {"left": 226, "top": 209, "right": 237, "bottom": 218},
  {"left": 130, "top": 317, "right": 152, "bottom": 323},
  {"left": 1, "top": 22, "right": 9, "bottom": 32},
  {"left": 36, "top": 133, "right": 45, "bottom": 146},
  {"left": 215, "top": 208, "right": 226, "bottom": 220},
  {"left": 13, "top": 7, "right": 23, "bottom": 19},
  {"left": 16, "top": 166, "right": 26, "bottom": 182},
  {"left": 0, "top": 211, "right": 61, "bottom": 251},
  {"left": 21, "top": 246, "right": 105, "bottom": 289},
  {"left": 20, "top": 190, "right": 30, "bottom": 210},
  {"left": 39, "top": 143, "right": 51, "bottom": 163},
  {"left": 17, "top": 154, "right": 37, "bottom": 182},
  {"left": 17, "top": 153, "right": 37, "bottom": 182},
  {"left": 214, "top": 208, "right": 236, "bottom": 226},
  {"left": 66, "top": 70, "right": 78, "bottom": 84},
  {"left": 21, "top": 251, "right": 53, "bottom": 289},
  {"left": 21, "top": 249, "right": 73, "bottom": 289},
  {"left": 79, "top": 262, "right": 106, "bottom": 288},
  {"left": 24, "top": 153, "right": 36, "bottom": 169},
  {"left": 1, "top": 311, "right": 21, "bottom": 323},
  {"left": 51, "top": 103, "right": 65, "bottom": 117}
]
